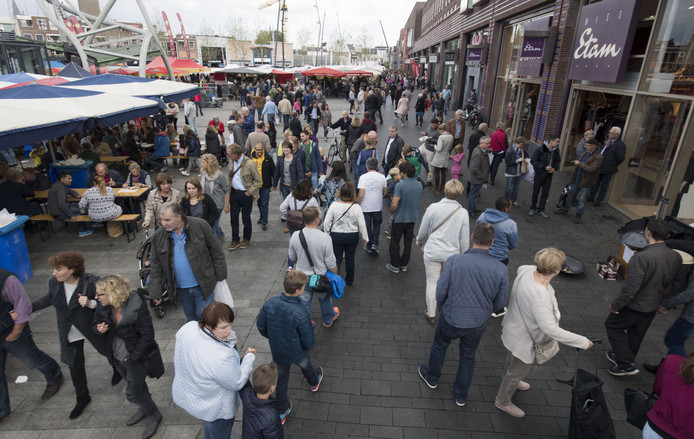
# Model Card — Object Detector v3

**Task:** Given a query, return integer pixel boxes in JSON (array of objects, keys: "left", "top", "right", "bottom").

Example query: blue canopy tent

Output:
[
  {"left": 0, "top": 84, "right": 160, "bottom": 150},
  {"left": 56, "top": 61, "right": 94, "bottom": 78},
  {"left": 59, "top": 73, "right": 198, "bottom": 102}
]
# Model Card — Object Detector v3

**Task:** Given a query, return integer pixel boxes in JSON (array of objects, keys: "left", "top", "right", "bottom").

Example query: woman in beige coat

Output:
[
  {"left": 495, "top": 248, "right": 593, "bottom": 418},
  {"left": 431, "top": 125, "right": 453, "bottom": 194}
]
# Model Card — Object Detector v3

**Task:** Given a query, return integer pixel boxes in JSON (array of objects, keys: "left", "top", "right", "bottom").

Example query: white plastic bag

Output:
[
  {"left": 522, "top": 158, "right": 535, "bottom": 183},
  {"left": 213, "top": 280, "right": 234, "bottom": 308}
]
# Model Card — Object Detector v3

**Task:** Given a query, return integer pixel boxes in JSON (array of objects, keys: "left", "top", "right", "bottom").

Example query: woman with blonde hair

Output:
[
  {"left": 200, "top": 154, "right": 228, "bottom": 241},
  {"left": 93, "top": 275, "right": 161, "bottom": 438},
  {"left": 180, "top": 177, "right": 219, "bottom": 229},
  {"left": 495, "top": 247, "right": 593, "bottom": 418},
  {"left": 79, "top": 176, "right": 122, "bottom": 222}
]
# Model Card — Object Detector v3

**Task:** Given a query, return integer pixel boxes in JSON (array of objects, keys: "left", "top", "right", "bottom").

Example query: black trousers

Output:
[
  {"left": 69, "top": 339, "right": 89, "bottom": 401},
  {"left": 229, "top": 190, "right": 253, "bottom": 242},
  {"left": 604, "top": 308, "right": 656, "bottom": 367},
  {"left": 390, "top": 222, "right": 415, "bottom": 267},
  {"left": 114, "top": 358, "right": 158, "bottom": 416},
  {"left": 531, "top": 173, "right": 553, "bottom": 212}
]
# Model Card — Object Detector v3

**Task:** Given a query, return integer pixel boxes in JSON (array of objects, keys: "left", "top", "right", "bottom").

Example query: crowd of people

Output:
[{"left": 0, "top": 70, "right": 691, "bottom": 439}]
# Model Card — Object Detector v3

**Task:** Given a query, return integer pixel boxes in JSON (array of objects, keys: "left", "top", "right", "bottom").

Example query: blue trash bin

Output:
[
  {"left": 49, "top": 160, "right": 93, "bottom": 188},
  {"left": 0, "top": 216, "right": 32, "bottom": 284}
]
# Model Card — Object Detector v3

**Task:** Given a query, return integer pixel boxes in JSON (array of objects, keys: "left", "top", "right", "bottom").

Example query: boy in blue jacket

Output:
[
  {"left": 257, "top": 270, "right": 324, "bottom": 425},
  {"left": 240, "top": 364, "right": 284, "bottom": 438}
]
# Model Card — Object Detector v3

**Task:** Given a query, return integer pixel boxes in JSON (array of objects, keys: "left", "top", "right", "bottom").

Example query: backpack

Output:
[{"left": 287, "top": 198, "right": 311, "bottom": 232}]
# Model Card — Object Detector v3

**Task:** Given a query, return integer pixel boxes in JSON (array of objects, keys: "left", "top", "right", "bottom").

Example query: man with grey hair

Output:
[
  {"left": 148, "top": 201, "right": 227, "bottom": 322},
  {"left": 89, "top": 162, "right": 124, "bottom": 188},
  {"left": 467, "top": 136, "right": 491, "bottom": 217},
  {"left": 241, "top": 106, "right": 255, "bottom": 135},
  {"left": 446, "top": 110, "right": 466, "bottom": 149},
  {"left": 589, "top": 126, "right": 626, "bottom": 207},
  {"left": 358, "top": 157, "right": 388, "bottom": 254}
]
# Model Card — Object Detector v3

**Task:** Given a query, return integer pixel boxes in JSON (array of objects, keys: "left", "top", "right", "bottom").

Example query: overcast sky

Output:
[{"left": 3, "top": 0, "right": 420, "bottom": 48}]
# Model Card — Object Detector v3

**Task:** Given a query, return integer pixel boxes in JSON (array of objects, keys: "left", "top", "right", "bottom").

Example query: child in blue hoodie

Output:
[
  {"left": 475, "top": 197, "right": 518, "bottom": 265},
  {"left": 240, "top": 364, "right": 284, "bottom": 439}
]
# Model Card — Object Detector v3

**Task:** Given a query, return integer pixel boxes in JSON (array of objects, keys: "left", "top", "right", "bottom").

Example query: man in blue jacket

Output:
[
  {"left": 144, "top": 130, "right": 170, "bottom": 172},
  {"left": 257, "top": 270, "right": 323, "bottom": 425},
  {"left": 419, "top": 223, "right": 509, "bottom": 407},
  {"left": 476, "top": 197, "right": 518, "bottom": 265}
]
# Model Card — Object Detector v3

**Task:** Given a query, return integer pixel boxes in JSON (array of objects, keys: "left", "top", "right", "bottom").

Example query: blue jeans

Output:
[
  {"left": 363, "top": 211, "right": 382, "bottom": 248},
  {"left": 310, "top": 173, "right": 319, "bottom": 190},
  {"left": 257, "top": 188, "right": 270, "bottom": 225},
  {"left": 664, "top": 316, "right": 694, "bottom": 357},
  {"left": 300, "top": 284, "right": 337, "bottom": 325},
  {"left": 54, "top": 202, "right": 88, "bottom": 232},
  {"left": 504, "top": 176, "right": 521, "bottom": 203},
  {"left": 280, "top": 185, "right": 292, "bottom": 201},
  {"left": 276, "top": 351, "right": 318, "bottom": 412},
  {"left": 203, "top": 417, "right": 235, "bottom": 439},
  {"left": 212, "top": 208, "right": 223, "bottom": 240},
  {"left": 468, "top": 183, "right": 482, "bottom": 213},
  {"left": 421, "top": 314, "right": 486, "bottom": 403},
  {"left": 590, "top": 173, "right": 613, "bottom": 202},
  {"left": 643, "top": 421, "right": 663, "bottom": 439},
  {"left": 177, "top": 285, "right": 215, "bottom": 322},
  {"left": 114, "top": 358, "right": 157, "bottom": 416},
  {"left": 0, "top": 325, "right": 63, "bottom": 417},
  {"left": 331, "top": 232, "right": 359, "bottom": 285},
  {"left": 562, "top": 183, "right": 590, "bottom": 215},
  {"left": 282, "top": 113, "right": 290, "bottom": 130},
  {"left": 144, "top": 155, "right": 165, "bottom": 171}
]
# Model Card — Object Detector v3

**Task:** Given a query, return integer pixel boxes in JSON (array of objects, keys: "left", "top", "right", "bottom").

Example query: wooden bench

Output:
[{"left": 30, "top": 213, "right": 141, "bottom": 242}]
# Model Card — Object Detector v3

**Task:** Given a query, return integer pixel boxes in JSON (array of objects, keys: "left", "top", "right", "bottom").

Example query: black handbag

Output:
[
  {"left": 145, "top": 344, "right": 165, "bottom": 379},
  {"left": 623, "top": 388, "right": 656, "bottom": 429},
  {"left": 299, "top": 230, "right": 333, "bottom": 294}
]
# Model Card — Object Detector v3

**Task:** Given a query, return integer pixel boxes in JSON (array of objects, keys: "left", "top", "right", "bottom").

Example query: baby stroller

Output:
[{"left": 136, "top": 229, "right": 172, "bottom": 319}]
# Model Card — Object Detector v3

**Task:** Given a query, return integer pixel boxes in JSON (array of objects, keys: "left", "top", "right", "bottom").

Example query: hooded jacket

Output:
[{"left": 476, "top": 209, "right": 518, "bottom": 261}]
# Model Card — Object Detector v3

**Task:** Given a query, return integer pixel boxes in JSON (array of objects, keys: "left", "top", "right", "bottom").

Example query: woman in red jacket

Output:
[
  {"left": 644, "top": 352, "right": 694, "bottom": 438},
  {"left": 489, "top": 121, "right": 508, "bottom": 186}
]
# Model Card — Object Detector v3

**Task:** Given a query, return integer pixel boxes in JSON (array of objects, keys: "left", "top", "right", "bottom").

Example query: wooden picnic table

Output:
[
  {"left": 99, "top": 156, "right": 129, "bottom": 165},
  {"left": 33, "top": 187, "right": 149, "bottom": 212}
]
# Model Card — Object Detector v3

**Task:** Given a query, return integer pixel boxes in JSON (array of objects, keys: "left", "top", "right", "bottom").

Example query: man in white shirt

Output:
[
  {"left": 382, "top": 126, "right": 404, "bottom": 175},
  {"left": 183, "top": 99, "right": 197, "bottom": 134},
  {"left": 357, "top": 158, "right": 387, "bottom": 254}
]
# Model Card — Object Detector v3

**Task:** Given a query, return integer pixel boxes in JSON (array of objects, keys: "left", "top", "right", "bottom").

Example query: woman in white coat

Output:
[
  {"left": 495, "top": 247, "right": 593, "bottom": 418},
  {"left": 415, "top": 180, "right": 469, "bottom": 324},
  {"left": 173, "top": 303, "right": 256, "bottom": 438}
]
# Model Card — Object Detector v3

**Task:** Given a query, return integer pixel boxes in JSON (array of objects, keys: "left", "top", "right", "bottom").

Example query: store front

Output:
[
  {"left": 462, "top": 29, "right": 487, "bottom": 111},
  {"left": 490, "top": 12, "right": 552, "bottom": 141},
  {"left": 442, "top": 38, "right": 460, "bottom": 97},
  {"left": 560, "top": 0, "right": 694, "bottom": 221}
]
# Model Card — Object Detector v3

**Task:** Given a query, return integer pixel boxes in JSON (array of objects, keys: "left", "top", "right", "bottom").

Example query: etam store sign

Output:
[{"left": 568, "top": 0, "right": 641, "bottom": 83}]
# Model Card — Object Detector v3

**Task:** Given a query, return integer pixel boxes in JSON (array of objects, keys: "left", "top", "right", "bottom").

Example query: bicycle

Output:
[{"left": 326, "top": 127, "right": 343, "bottom": 167}]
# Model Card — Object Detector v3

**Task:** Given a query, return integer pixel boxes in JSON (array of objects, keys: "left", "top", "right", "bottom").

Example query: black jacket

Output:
[
  {"left": 330, "top": 117, "right": 351, "bottom": 134},
  {"left": 32, "top": 273, "right": 108, "bottom": 367},
  {"left": 504, "top": 147, "right": 525, "bottom": 176},
  {"left": 288, "top": 117, "right": 302, "bottom": 138},
  {"left": 0, "top": 181, "right": 35, "bottom": 216},
  {"left": 345, "top": 125, "right": 362, "bottom": 147},
  {"left": 384, "top": 135, "right": 405, "bottom": 170},
  {"left": 180, "top": 196, "right": 219, "bottom": 228},
  {"left": 468, "top": 129, "right": 486, "bottom": 151},
  {"left": 598, "top": 138, "right": 626, "bottom": 175},
  {"left": 205, "top": 132, "right": 222, "bottom": 156},
  {"left": 249, "top": 150, "right": 276, "bottom": 189},
  {"left": 530, "top": 144, "right": 561, "bottom": 177},
  {"left": 92, "top": 291, "right": 156, "bottom": 363},
  {"left": 240, "top": 383, "right": 284, "bottom": 439},
  {"left": 25, "top": 173, "right": 51, "bottom": 191},
  {"left": 273, "top": 154, "right": 305, "bottom": 189},
  {"left": 365, "top": 93, "right": 379, "bottom": 111}
]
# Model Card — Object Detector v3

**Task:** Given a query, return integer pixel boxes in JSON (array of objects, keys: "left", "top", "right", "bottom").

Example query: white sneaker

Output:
[{"left": 491, "top": 307, "right": 507, "bottom": 318}]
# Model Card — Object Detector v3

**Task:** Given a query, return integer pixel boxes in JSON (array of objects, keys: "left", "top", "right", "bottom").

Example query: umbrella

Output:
[
  {"left": 146, "top": 56, "right": 209, "bottom": 74},
  {"left": 344, "top": 69, "right": 373, "bottom": 77},
  {"left": 57, "top": 62, "right": 95, "bottom": 78},
  {"left": 57, "top": 73, "right": 198, "bottom": 102},
  {"left": 0, "top": 84, "right": 160, "bottom": 149},
  {"left": 301, "top": 67, "right": 346, "bottom": 77},
  {"left": 1, "top": 76, "right": 71, "bottom": 89}
]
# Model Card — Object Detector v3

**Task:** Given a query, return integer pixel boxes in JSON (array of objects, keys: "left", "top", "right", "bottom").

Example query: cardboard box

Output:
[{"left": 596, "top": 262, "right": 617, "bottom": 280}]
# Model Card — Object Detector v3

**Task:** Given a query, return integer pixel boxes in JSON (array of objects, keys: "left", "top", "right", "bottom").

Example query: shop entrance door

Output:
[
  {"left": 512, "top": 82, "right": 540, "bottom": 140},
  {"left": 561, "top": 89, "right": 632, "bottom": 168}
]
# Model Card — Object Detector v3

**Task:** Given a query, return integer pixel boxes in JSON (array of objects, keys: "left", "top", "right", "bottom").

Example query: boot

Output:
[
  {"left": 127, "top": 408, "right": 146, "bottom": 426},
  {"left": 111, "top": 367, "right": 122, "bottom": 386},
  {"left": 142, "top": 410, "right": 162, "bottom": 439},
  {"left": 69, "top": 395, "right": 91, "bottom": 419}
]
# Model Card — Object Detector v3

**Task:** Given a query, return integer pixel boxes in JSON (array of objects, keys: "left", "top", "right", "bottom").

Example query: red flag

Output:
[
  {"left": 176, "top": 13, "right": 191, "bottom": 59},
  {"left": 162, "top": 12, "right": 176, "bottom": 58}
]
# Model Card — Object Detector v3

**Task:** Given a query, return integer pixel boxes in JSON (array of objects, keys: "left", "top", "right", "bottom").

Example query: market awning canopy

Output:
[
  {"left": 0, "top": 84, "right": 160, "bottom": 149},
  {"left": 344, "top": 69, "right": 374, "bottom": 77},
  {"left": 1, "top": 76, "right": 71, "bottom": 89},
  {"left": 301, "top": 67, "right": 346, "bottom": 77},
  {"left": 146, "top": 56, "right": 209, "bottom": 74},
  {"left": 56, "top": 62, "right": 95, "bottom": 78},
  {"left": 56, "top": 73, "right": 198, "bottom": 102}
]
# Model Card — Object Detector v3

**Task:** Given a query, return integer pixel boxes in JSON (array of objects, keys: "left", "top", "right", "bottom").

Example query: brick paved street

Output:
[{"left": 1, "top": 96, "right": 690, "bottom": 438}]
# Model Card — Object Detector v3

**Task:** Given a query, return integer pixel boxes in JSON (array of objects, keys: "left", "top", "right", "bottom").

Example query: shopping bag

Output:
[
  {"left": 522, "top": 159, "right": 534, "bottom": 183},
  {"left": 213, "top": 280, "right": 234, "bottom": 308}
]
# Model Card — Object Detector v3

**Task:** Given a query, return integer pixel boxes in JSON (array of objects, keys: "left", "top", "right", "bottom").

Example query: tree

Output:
[
  {"left": 254, "top": 29, "right": 283, "bottom": 45},
  {"left": 225, "top": 17, "right": 250, "bottom": 63},
  {"left": 295, "top": 24, "right": 311, "bottom": 55},
  {"left": 148, "top": 7, "right": 169, "bottom": 55},
  {"left": 357, "top": 26, "right": 373, "bottom": 63}
]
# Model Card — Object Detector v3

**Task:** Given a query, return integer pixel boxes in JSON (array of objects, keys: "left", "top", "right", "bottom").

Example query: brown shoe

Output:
[
  {"left": 42, "top": 375, "right": 64, "bottom": 401},
  {"left": 284, "top": 228, "right": 289, "bottom": 233},
  {"left": 517, "top": 380, "right": 530, "bottom": 391},
  {"left": 240, "top": 240, "right": 250, "bottom": 249},
  {"left": 228, "top": 241, "right": 241, "bottom": 251},
  {"left": 424, "top": 310, "right": 436, "bottom": 324},
  {"left": 495, "top": 399, "right": 525, "bottom": 418},
  {"left": 574, "top": 214, "right": 582, "bottom": 224}
]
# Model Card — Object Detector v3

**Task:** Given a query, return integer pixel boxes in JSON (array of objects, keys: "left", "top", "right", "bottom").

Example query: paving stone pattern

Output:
[{"left": 2, "top": 96, "right": 691, "bottom": 439}]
